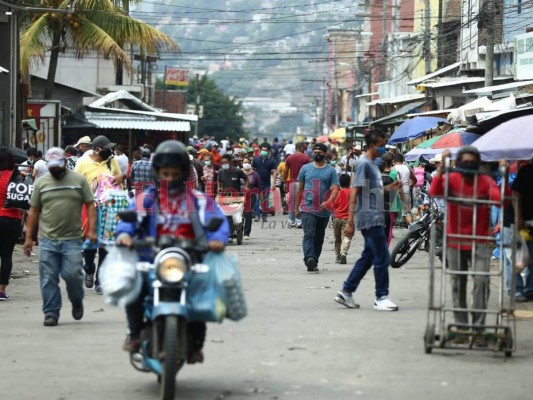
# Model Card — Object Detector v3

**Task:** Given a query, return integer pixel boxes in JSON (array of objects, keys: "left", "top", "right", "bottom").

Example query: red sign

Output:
[{"left": 165, "top": 68, "right": 189, "bottom": 87}]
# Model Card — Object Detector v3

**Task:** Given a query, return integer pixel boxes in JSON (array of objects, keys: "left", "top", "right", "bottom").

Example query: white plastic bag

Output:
[{"left": 100, "top": 246, "right": 142, "bottom": 307}]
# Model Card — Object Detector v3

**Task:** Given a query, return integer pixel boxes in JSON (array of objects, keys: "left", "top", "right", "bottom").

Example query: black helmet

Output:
[{"left": 152, "top": 140, "right": 190, "bottom": 193}]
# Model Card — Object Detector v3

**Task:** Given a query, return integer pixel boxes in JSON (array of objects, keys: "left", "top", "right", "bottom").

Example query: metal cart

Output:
[{"left": 424, "top": 160, "right": 516, "bottom": 357}]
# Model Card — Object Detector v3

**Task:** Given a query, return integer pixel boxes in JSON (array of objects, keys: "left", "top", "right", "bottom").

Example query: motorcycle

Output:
[
  {"left": 108, "top": 210, "right": 224, "bottom": 400},
  {"left": 390, "top": 196, "right": 444, "bottom": 269}
]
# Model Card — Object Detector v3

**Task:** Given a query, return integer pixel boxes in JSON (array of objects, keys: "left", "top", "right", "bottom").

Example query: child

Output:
[{"left": 324, "top": 174, "right": 352, "bottom": 264}]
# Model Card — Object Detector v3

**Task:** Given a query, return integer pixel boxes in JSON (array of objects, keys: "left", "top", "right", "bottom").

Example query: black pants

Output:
[
  {"left": 83, "top": 247, "right": 108, "bottom": 286},
  {"left": 126, "top": 279, "right": 206, "bottom": 353},
  {"left": 244, "top": 195, "right": 258, "bottom": 236},
  {"left": 0, "top": 217, "right": 22, "bottom": 286}
]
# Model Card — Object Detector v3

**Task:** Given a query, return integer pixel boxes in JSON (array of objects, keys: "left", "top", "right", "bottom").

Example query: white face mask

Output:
[{"left": 242, "top": 163, "right": 252, "bottom": 170}]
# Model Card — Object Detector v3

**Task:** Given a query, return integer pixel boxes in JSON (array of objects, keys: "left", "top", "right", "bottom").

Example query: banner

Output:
[{"left": 165, "top": 68, "right": 189, "bottom": 87}]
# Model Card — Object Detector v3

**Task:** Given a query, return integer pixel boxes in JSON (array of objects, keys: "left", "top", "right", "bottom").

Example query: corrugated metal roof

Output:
[
  {"left": 370, "top": 100, "right": 429, "bottom": 125},
  {"left": 463, "top": 80, "right": 533, "bottom": 95},
  {"left": 407, "top": 62, "right": 461, "bottom": 86},
  {"left": 87, "top": 118, "right": 190, "bottom": 131}
]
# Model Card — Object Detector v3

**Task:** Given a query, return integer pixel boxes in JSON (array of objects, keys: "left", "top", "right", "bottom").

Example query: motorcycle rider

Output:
[{"left": 115, "top": 140, "right": 230, "bottom": 364}]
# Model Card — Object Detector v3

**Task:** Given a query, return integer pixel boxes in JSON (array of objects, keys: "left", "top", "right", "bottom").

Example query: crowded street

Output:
[
  {"left": 4, "top": 213, "right": 533, "bottom": 399},
  {"left": 4, "top": 1, "right": 533, "bottom": 399}
]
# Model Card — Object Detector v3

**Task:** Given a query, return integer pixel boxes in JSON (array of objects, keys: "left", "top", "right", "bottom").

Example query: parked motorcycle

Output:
[
  {"left": 107, "top": 211, "right": 225, "bottom": 400},
  {"left": 390, "top": 198, "right": 444, "bottom": 269}
]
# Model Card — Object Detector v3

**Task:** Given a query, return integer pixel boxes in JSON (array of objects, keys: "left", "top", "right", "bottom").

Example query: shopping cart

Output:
[{"left": 424, "top": 160, "right": 516, "bottom": 357}]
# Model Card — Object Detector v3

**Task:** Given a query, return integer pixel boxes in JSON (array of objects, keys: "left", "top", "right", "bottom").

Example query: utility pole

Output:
[
  {"left": 437, "top": 0, "right": 443, "bottom": 68},
  {"left": 424, "top": 0, "right": 432, "bottom": 74},
  {"left": 485, "top": 0, "right": 495, "bottom": 86},
  {"left": 333, "top": 61, "right": 339, "bottom": 127},
  {"left": 194, "top": 73, "right": 199, "bottom": 137},
  {"left": 322, "top": 77, "right": 326, "bottom": 134},
  {"left": 380, "top": 0, "right": 388, "bottom": 82}
]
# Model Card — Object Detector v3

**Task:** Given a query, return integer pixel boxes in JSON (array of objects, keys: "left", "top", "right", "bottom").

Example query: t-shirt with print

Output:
[
  {"left": 30, "top": 169, "right": 94, "bottom": 240},
  {"left": 33, "top": 159, "right": 49, "bottom": 182},
  {"left": 218, "top": 168, "right": 247, "bottom": 195},
  {"left": 353, "top": 156, "right": 385, "bottom": 230},
  {"left": 297, "top": 163, "right": 339, "bottom": 218}
]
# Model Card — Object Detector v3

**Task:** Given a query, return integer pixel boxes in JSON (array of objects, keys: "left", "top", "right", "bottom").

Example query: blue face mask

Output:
[{"left": 377, "top": 146, "right": 387, "bottom": 156}]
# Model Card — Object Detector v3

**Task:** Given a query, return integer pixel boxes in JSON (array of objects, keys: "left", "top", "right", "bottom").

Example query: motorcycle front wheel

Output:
[
  {"left": 160, "top": 316, "right": 185, "bottom": 400},
  {"left": 391, "top": 231, "right": 423, "bottom": 268}
]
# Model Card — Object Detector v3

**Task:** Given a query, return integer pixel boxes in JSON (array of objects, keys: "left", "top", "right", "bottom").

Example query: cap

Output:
[
  {"left": 354, "top": 145, "right": 362, "bottom": 151},
  {"left": 74, "top": 136, "right": 91, "bottom": 147},
  {"left": 46, "top": 147, "right": 66, "bottom": 168},
  {"left": 429, "top": 153, "right": 443, "bottom": 164},
  {"left": 386, "top": 144, "right": 397, "bottom": 149},
  {"left": 198, "top": 148, "right": 210, "bottom": 154},
  {"left": 92, "top": 135, "right": 116, "bottom": 149},
  {"left": 314, "top": 143, "right": 328, "bottom": 153},
  {"left": 141, "top": 148, "right": 151, "bottom": 158}
]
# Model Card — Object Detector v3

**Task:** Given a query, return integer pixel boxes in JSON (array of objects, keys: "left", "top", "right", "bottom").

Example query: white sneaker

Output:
[
  {"left": 244, "top": 236, "right": 250, "bottom": 240},
  {"left": 373, "top": 296, "right": 398, "bottom": 311},
  {"left": 334, "top": 291, "right": 360, "bottom": 309}
]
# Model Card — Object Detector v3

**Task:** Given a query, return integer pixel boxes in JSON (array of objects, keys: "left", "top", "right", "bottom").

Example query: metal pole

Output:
[
  {"left": 194, "top": 73, "right": 199, "bottom": 137},
  {"left": 485, "top": 0, "right": 495, "bottom": 86},
  {"left": 321, "top": 76, "right": 326, "bottom": 134},
  {"left": 334, "top": 61, "right": 339, "bottom": 127},
  {"left": 162, "top": 66, "right": 167, "bottom": 111},
  {"left": 424, "top": 0, "right": 432, "bottom": 74},
  {"left": 381, "top": 0, "right": 388, "bottom": 81},
  {"left": 437, "top": 0, "right": 443, "bottom": 68}
]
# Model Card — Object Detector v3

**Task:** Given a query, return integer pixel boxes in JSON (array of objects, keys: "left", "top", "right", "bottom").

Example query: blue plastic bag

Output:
[
  {"left": 187, "top": 252, "right": 247, "bottom": 322},
  {"left": 204, "top": 251, "right": 247, "bottom": 322},
  {"left": 187, "top": 260, "right": 227, "bottom": 323}
]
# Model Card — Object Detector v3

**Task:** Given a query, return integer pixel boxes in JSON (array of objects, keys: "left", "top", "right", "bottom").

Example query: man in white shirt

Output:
[
  {"left": 283, "top": 140, "right": 296, "bottom": 155},
  {"left": 393, "top": 153, "right": 416, "bottom": 225},
  {"left": 114, "top": 144, "right": 129, "bottom": 177},
  {"left": 341, "top": 145, "right": 361, "bottom": 175}
]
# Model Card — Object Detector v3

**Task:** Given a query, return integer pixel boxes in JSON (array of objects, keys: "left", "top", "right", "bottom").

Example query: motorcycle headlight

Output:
[{"left": 156, "top": 252, "right": 189, "bottom": 283}]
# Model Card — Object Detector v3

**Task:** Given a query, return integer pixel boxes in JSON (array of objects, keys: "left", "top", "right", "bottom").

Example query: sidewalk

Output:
[{"left": 3, "top": 216, "right": 533, "bottom": 399}]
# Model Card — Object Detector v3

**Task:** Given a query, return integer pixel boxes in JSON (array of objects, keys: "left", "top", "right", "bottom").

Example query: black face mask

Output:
[
  {"left": 459, "top": 160, "right": 480, "bottom": 171},
  {"left": 98, "top": 148, "right": 112, "bottom": 160},
  {"left": 314, "top": 153, "right": 325, "bottom": 162},
  {"left": 50, "top": 169, "right": 66, "bottom": 180}
]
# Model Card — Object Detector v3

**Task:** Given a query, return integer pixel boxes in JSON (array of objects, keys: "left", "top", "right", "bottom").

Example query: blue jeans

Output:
[
  {"left": 39, "top": 237, "right": 84, "bottom": 319},
  {"left": 502, "top": 227, "right": 526, "bottom": 296},
  {"left": 301, "top": 212, "right": 330, "bottom": 263},
  {"left": 343, "top": 226, "right": 390, "bottom": 298},
  {"left": 261, "top": 186, "right": 271, "bottom": 219}
]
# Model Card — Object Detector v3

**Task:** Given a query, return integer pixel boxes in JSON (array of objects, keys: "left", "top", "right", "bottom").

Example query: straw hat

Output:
[{"left": 429, "top": 153, "right": 443, "bottom": 164}]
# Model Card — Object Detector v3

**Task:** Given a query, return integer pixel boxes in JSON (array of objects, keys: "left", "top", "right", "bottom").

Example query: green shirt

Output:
[{"left": 30, "top": 170, "right": 94, "bottom": 240}]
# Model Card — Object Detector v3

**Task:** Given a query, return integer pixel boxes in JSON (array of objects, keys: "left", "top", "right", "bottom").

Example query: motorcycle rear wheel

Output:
[
  {"left": 391, "top": 231, "right": 423, "bottom": 268},
  {"left": 160, "top": 316, "right": 182, "bottom": 400}
]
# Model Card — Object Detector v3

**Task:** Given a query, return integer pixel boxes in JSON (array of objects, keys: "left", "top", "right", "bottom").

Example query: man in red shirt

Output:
[
  {"left": 430, "top": 146, "right": 503, "bottom": 330},
  {"left": 283, "top": 142, "right": 310, "bottom": 227}
]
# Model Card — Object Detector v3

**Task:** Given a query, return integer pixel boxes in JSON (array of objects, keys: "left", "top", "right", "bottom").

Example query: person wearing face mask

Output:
[
  {"left": 272, "top": 153, "right": 288, "bottom": 215},
  {"left": 334, "top": 131, "right": 401, "bottom": 311},
  {"left": 252, "top": 144, "right": 278, "bottom": 222},
  {"left": 295, "top": 142, "right": 340, "bottom": 273},
  {"left": 430, "top": 146, "right": 506, "bottom": 333},
  {"left": 23, "top": 147, "right": 97, "bottom": 326},
  {"left": 242, "top": 160, "right": 262, "bottom": 240},
  {"left": 75, "top": 135, "right": 123, "bottom": 294},
  {"left": 201, "top": 153, "right": 216, "bottom": 197},
  {"left": 217, "top": 154, "right": 248, "bottom": 197},
  {"left": 115, "top": 140, "right": 230, "bottom": 359}
]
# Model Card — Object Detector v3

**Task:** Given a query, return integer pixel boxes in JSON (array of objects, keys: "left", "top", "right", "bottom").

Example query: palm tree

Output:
[{"left": 20, "top": 0, "right": 178, "bottom": 99}]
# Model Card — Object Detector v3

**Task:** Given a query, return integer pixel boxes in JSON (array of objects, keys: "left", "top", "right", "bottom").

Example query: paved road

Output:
[{"left": 4, "top": 215, "right": 533, "bottom": 400}]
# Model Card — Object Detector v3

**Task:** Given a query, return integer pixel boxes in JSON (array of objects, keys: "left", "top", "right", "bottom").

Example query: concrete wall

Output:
[{"left": 31, "top": 53, "right": 133, "bottom": 95}]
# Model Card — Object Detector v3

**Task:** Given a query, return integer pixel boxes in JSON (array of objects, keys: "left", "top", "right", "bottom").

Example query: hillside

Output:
[{"left": 133, "top": 0, "right": 364, "bottom": 135}]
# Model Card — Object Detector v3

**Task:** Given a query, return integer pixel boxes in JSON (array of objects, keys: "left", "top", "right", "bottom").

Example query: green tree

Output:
[
  {"left": 20, "top": 0, "right": 178, "bottom": 99},
  {"left": 184, "top": 75, "right": 247, "bottom": 141}
]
